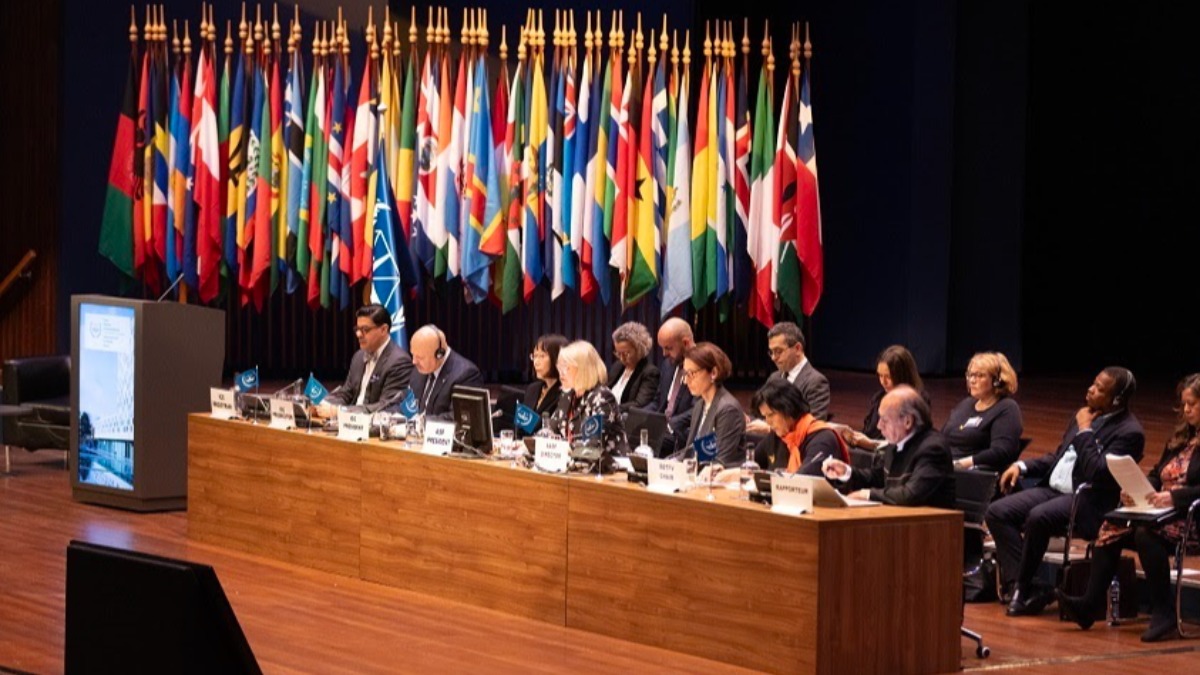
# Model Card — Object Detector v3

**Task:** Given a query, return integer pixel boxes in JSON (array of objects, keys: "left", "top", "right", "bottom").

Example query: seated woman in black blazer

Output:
[
  {"left": 860, "top": 345, "right": 929, "bottom": 440},
  {"left": 1060, "top": 373, "right": 1200, "bottom": 642},
  {"left": 522, "top": 334, "right": 568, "bottom": 435},
  {"left": 753, "top": 379, "right": 848, "bottom": 475},
  {"left": 606, "top": 321, "right": 660, "bottom": 411},
  {"left": 941, "top": 351, "right": 1024, "bottom": 471}
]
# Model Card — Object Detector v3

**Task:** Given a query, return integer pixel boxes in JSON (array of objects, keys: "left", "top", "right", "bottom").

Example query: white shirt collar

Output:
[
  {"left": 367, "top": 341, "right": 388, "bottom": 363},
  {"left": 786, "top": 357, "right": 809, "bottom": 383},
  {"left": 895, "top": 429, "right": 917, "bottom": 453}
]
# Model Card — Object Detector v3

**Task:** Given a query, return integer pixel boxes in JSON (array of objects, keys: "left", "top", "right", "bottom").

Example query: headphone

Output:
[
  {"left": 434, "top": 327, "right": 447, "bottom": 361},
  {"left": 1112, "top": 368, "right": 1134, "bottom": 408},
  {"left": 992, "top": 372, "right": 1004, "bottom": 391}
]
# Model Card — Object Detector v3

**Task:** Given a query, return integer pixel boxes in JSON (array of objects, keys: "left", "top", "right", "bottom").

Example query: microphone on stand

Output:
[{"left": 156, "top": 273, "right": 186, "bottom": 302}]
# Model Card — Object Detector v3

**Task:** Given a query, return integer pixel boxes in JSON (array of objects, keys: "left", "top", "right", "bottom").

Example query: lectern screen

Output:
[{"left": 78, "top": 303, "right": 136, "bottom": 490}]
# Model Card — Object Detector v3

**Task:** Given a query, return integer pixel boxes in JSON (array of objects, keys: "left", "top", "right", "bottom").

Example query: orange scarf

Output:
[{"left": 781, "top": 414, "right": 849, "bottom": 472}]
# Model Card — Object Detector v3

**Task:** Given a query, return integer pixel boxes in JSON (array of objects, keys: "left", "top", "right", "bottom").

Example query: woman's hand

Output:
[
  {"left": 1149, "top": 491, "right": 1174, "bottom": 508},
  {"left": 1119, "top": 491, "right": 1135, "bottom": 507}
]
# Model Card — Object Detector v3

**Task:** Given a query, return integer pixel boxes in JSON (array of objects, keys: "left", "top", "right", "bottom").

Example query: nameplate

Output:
[
  {"left": 647, "top": 458, "right": 688, "bottom": 494},
  {"left": 422, "top": 420, "right": 456, "bottom": 456},
  {"left": 770, "top": 473, "right": 814, "bottom": 516},
  {"left": 533, "top": 438, "right": 571, "bottom": 473},
  {"left": 269, "top": 398, "right": 296, "bottom": 430},
  {"left": 337, "top": 410, "right": 371, "bottom": 442},
  {"left": 209, "top": 388, "right": 238, "bottom": 420}
]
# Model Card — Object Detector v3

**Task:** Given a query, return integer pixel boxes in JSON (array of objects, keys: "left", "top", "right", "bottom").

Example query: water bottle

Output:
[
  {"left": 739, "top": 444, "right": 761, "bottom": 501},
  {"left": 634, "top": 429, "right": 654, "bottom": 458},
  {"left": 1108, "top": 575, "right": 1121, "bottom": 626}
]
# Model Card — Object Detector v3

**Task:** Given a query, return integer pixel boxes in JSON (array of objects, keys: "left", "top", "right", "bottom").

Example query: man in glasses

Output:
[
  {"left": 763, "top": 321, "right": 830, "bottom": 422},
  {"left": 314, "top": 304, "right": 414, "bottom": 417}
]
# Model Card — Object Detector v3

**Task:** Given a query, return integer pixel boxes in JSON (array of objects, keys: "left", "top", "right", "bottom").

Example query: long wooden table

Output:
[{"left": 188, "top": 415, "right": 962, "bottom": 674}]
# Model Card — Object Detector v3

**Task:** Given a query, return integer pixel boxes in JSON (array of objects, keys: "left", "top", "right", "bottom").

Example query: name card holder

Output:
[
  {"left": 337, "top": 410, "right": 371, "bottom": 442},
  {"left": 770, "top": 473, "right": 814, "bottom": 516},
  {"left": 647, "top": 458, "right": 689, "bottom": 493},
  {"left": 422, "top": 420, "right": 456, "bottom": 456},
  {"left": 209, "top": 388, "right": 238, "bottom": 420},
  {"left": 269, "top": 398, "right": 296, "bottom": 430},
  {"left": 533, "top": 438, "right": 571, "bottom": 473}
]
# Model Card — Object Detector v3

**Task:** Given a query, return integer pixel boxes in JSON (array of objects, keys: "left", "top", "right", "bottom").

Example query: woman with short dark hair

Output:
[{"left": 753, "top": 379, "right": 848, "bottom": 473}]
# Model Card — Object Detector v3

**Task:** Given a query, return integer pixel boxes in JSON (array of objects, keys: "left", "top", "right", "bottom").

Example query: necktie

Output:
[
  {"left": 356, "top": 354, "right": 377, "bottom": 406},
  {"left": 664, "top": 366, "right": 683, "bottom": 418},
  {"left": 422, "top": 374, "right": 437, "bottom": 410}
]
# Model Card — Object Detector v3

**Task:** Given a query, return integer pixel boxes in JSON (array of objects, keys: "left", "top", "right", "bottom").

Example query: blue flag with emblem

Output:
[
  {"left": 693, "top": 432, "right": 718, "bottom": 463},
  {"left": 514, "top": 401, "right": 540, "bottom": 434},
  {"left": 305, "top": 373, "right": 328, "bottom": 404},
  {"left": 234, "top": 366, "right": 259, "bottom": 393},
  {"left": 580, "top": 413, "right": 605, "bottom": 441},
  {"left": 399, "top": 387, "right": 419, "bottom": 417}
]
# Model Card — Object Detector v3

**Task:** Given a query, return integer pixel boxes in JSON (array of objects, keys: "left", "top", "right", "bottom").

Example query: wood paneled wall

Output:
[{"left": 0, "top": 1, "right": 60, "bottom": 361}]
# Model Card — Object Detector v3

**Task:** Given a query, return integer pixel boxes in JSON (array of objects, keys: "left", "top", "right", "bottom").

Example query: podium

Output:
[{"left": 71, "top": 295, "right": 224, "bottom": 511}]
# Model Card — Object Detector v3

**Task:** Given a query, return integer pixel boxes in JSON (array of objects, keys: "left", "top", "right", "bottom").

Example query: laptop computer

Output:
[
  {"left": 753, "top": 472, "right": 878, "bottom": 508},
  {"left": 624, "top": 408, "right": 668, "bottom": 455}
]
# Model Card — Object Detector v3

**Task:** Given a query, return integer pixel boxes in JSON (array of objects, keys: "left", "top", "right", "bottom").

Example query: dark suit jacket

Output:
[
  {"left": 655, "top": 359, "right": 696, "bottom": 453},
  {"left": 1150, "top": 436, "right": 1200, "bottom": 511},
  {"left": 683, "top": 387, "right": 747, "bottom": 467},
  {"left": 523, "top": 380, "right": 562, "bottom": 419},
  {"left": 325, "top": 341, "right": 413, "bottom": 413},
  {"left": 1024, "top": 408, "right": 1145, "bottom": 517},
  {"left": 842, "top": 427, "right": 956, "bottom": 508},
  {"left": 606, "top": 358, "right": 660, "bottom": 411},
  {"left": 402, "top": 350, "right": 485, "bottom": 421},
  {"left": 770, "top": 362, "right": 831, "bottom": 421}
]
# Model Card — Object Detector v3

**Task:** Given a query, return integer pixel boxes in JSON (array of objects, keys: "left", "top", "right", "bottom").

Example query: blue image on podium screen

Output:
[
  {"left": 77, "top": 303, "right": 136, "bottom": 491},
  {"left": 71, "top": 294, "right": 225, "bottom": 511}
]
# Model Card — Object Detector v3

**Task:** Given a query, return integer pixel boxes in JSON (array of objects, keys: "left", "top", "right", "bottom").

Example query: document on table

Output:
[{"left": 1106, "top": 454, "right": 1174, "bottom": 515}]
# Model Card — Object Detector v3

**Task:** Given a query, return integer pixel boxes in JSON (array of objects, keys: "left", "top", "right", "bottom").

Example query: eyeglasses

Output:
[
  {"left": 965, "top": 372, "right": 990, "bottom": 381},
  {"left": 681, "top": 367, "right": 703, "bottom": 381},
  {"left": 354, "top": 324, "right": 383, "bottom": 336},
  {"left": 530, "top": 351, "right": 549, "bottom": 361},
  {"left": 768, "top": 347, "right": 791, "bottom": 358},
  {"left": 613, "top": 349, "right": 634, "bottom": 360}
]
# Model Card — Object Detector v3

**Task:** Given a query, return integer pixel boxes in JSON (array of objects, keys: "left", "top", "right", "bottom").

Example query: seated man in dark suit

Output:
[
  {"left": 747, "top": 322, "right": 831, "bottom": 436},
  {"left": 399, "top": 325, "right": 485, "bottom": 421},
  {"left": 821, "top": 385, "right": 955, "bottom": 508},
  {"left": 985, "top": 367, "right": 1145, "bottom": 616},
  {"left": 315, "top": 304, "right": 414, "bottom": 416},
  {"left": 653, "top": 317, "right": 696, "bottom": 456}
]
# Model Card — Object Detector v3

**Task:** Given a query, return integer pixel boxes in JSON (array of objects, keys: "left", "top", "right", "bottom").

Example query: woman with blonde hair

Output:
[
  {"left": 943, "top": 352, "right": 1024, "bottom": 470},
  {"left": 545, "top": 341, "right": 629, "bottom": 464}
]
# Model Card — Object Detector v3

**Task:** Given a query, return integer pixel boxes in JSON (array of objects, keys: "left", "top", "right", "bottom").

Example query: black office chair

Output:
[
  {"left": 1173, "top": 498, "right": 1200, "bottom": 638},
  {"left": 2, "top": 356, "right": 71, "bottom": 472},
  {"left": 954, "top": 468, "right": 996, "bottom": 659}
]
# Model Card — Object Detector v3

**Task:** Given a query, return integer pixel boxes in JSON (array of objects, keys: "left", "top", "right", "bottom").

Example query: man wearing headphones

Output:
[
  {"left": 400, "top": 325, "right": 484, "bottom": 421},
  {"left": 315, "top": 304, "right": 414, "bottom": 417},
  {"left": 986, "top": 367, "right": 1145, "bottom": 616}
]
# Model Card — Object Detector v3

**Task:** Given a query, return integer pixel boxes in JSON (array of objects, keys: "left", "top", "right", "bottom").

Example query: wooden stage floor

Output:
[{"left": 3, "top": 371, "right": 1200, "bottom": 673}]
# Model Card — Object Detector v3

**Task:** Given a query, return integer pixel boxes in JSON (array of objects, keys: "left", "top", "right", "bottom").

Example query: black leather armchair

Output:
[{"left": 2, "top": 356, "right": 71, "bottom": 470}]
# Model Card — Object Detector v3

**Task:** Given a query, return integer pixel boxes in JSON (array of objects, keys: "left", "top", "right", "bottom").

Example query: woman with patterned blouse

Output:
[
  {"left": 545, "top": 341, "right": 629, "bottom": 470},
  {"left": 1059, "top": 373, "right": 1200, "bottom": 642}
]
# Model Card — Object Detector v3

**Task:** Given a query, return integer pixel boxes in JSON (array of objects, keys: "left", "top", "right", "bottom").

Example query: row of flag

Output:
[{"left": 99, "top": 6, "right": 826, "bottom": 351}]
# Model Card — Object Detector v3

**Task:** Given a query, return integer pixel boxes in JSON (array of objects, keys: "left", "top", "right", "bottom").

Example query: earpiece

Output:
[
  {"left": 1112, "top": 368, "right": 1133, "bottom": 408},
  {"left": 423, "top": 324, "right": 448, "bottom": 360}
]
